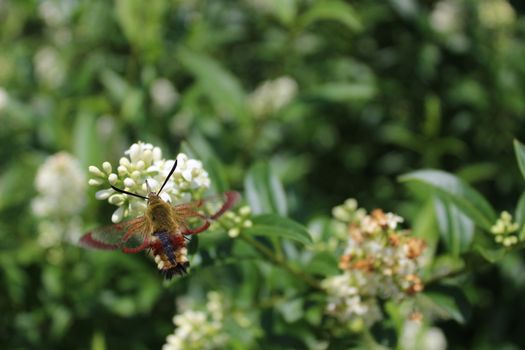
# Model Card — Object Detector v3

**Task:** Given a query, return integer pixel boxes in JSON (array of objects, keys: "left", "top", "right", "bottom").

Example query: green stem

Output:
[{"left": 240, "top": 234, "right": 322, "bottom": 290}]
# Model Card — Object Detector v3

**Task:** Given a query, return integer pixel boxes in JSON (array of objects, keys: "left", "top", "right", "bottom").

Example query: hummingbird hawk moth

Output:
[{"left": 80, "top": 159, "right": 239, "bottom": 279}]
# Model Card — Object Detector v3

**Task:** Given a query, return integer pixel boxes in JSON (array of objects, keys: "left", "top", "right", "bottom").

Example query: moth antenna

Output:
[
  {"left": 158, "top": 159, "right": 178, "bottom": 195},
  {"left": 110, "top": 185, "right": 148, "bottom": 200}
]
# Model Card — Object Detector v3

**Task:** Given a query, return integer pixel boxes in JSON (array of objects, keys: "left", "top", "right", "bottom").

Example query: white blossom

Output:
[
  {"left": 399, "top": 320, "right": 447, "bottom": 350},
  {"left": 32, "top": 152, "right": 86, "bottom": 217},
  {"left": 322, "top": 199, "right": 426, "bottom": 326},
  {"left": 248, "top": 76, "right": 298, "bottom": 118},
  {"left": 89, "top": 141, "right": 211, "bottom": 223},
  {"left": 34, "top": 46, "right": 65, "bottom": 88},
  {"left": 32, "top": 152, "right": 86, "bottom": 246},
  {"left": 478, "top": 0, "right": 516, "bottom": 29},
  {"left": 38, "top": 0, "right": 77, "bottom": 27},
  {"left": 430, "top": 0, "right": 464, "bottom": 35},
  {"left": 162, "top": 292, "right": 229, "bottom": 350},
  {"left": 150, "top": 78, "right": 179, "bottom": 112}
]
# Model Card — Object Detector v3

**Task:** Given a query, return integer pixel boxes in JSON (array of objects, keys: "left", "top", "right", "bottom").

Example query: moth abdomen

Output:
[{"left": 152, "top": 231, "right": 189, "bottom": 280}]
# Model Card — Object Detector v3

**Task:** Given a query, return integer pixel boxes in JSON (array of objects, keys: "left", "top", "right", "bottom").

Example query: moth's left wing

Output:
[{"left": 80, "top": 216, "right": 151, "bottom": 253}]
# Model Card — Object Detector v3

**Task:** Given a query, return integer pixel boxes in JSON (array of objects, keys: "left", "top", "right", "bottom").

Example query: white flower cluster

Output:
[
  {"left": 248, "top": 76, "right": 298, "bottom": 118},
  {"left": 34, "top": 46, "right": 66, "bottom": 88},
  {"left": 490, "top": 211, "right": 520, "bottom": 247},
  {"left": 430, "top": 0, "right": 469, "bottom": 51},
  {"left": 32, "top": 152, "right": 86, "bottom": 247},
  {"left": 150, "top": 78, "right": 179, "bottom": 112},
  {"left": 38, "top": 0, "right": 77, "bottom": 27},
  {"left": 89, "top": 141, "right": 210, "bottom": 223},
  {"left": 430, "top": 0, "right": 464, "bottom": 36},
  {"left": 399, "top": 320, "right": 447, "bottom": 350},
  {"left": 478, "top": 0, "right": 516, "bottom": 29},
  {"left": 322, "top": 199, "right": 426, "bottom": 327},
  {"left": 222, "top": 205, "right": 253, "bottom": 238},
  {"left": 162, "top": 292, "right": 228, "bottom": 350}
]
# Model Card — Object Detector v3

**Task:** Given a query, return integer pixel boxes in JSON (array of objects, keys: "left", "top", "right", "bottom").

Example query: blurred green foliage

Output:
[{"left": 2, "top": 0, "right": 525, "bottom": 349}]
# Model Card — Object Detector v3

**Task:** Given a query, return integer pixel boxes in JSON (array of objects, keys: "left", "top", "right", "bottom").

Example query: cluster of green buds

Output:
[
  {"left": 490, "top": 211, "right": 520, "bottom": 247},
  {"left": 322, "top": 199, "right": 427, "bottom": 328},
  {"left": 220, "top": 206, "right": 253, "bottom": 238}
]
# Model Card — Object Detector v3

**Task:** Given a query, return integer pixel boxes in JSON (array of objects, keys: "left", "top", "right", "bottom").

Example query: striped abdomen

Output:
[{"left": 152, "top": 231, "right": 189, "bottom": 280}]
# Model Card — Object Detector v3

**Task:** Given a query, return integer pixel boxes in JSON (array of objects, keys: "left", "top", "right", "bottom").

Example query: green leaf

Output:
[
  {"left": 399, "top": 169, "right": 497, "bottom": 230},
  {"left": 244, "top": 162, "right": 287, "bottom": 215},
  {"left": 264, "top": 0, "right": 297, "bottom": 25},
  {"left": 177, "top": 48, "right": 248, "bottom": 120},
  {"left": 434, "top": 197, "right": 474, "bottom": 255},
  {"left": 305, "top": 252, "right": 339, "bottom": 276},
  {"left": 99, "top": 69, "right": 129, "bottom": 103},
  {"left": 513, "top": 139, "right": 525, "bottom": 181},
  {"left": 301, "top": 1, "right": 362, "bottom": 31},
  {"left": 73, "top": 113, "right": 103, "bottom": 169},
  {"left": 115, "top": 0, "right": 167, "bottom": 60},
  {"left": 244, "top": 214, "right": 312, "bottom": 245},
  {"left": 277, "top": 298, "right": 304, "bottom": 323},
  {"left": 423, "top": 285, "right": 471, "bottom": 324},
  {"left": 0, "top": 153, "right": 40, "bottom": 211},
  {"left": 91, "top": 331, "right": 106, "bottom": 350},
  {"left": 515, "top": 191, "right": 525, "bottom": 227},
  {"left": 476, "top": 245, "right": 506, "bottom": 263}
]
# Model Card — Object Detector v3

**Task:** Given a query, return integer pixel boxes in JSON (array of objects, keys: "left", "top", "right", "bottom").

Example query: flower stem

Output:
[{"left": 240, "top": 234, "right": 322, "bottom": 290}]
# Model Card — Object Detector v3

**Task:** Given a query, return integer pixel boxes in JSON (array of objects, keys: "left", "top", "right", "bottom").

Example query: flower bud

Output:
[
  {"left": 109, "top": 194, "right": 125, "bottom": 206},
  {"left": 228, "top": 228, "right": 240, "bottom": 238},
  {"left": 88, "top": 166, "right": 105, "bottom": 177},
  {"left": 111, "top": 207, "right": 124, "bottom": 223},
  {"left": 124, "top": 177, "right": 135, "bottom": 188},
  {"left": 119, "top": 157, "right": 130, "bottom": 167},
  {"left": 239, "top": 206, "right": 251, "bottom": 216},
  {"left": 88, "top": 178, "right": 103, "bottom": 186},
  {"left": 108, "top": 173, "right": 118, "bottom": 185},
  {"left": 102, "top": 161, "right": 112, "bottom": 174},
  {"left": 95, "top": 189, "right": 113, "bottom": 200}
]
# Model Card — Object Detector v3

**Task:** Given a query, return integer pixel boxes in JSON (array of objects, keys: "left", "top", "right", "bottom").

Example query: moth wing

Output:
[
  {"left": 171, "top": 191, "right": 240, "bottom": 235},
  {"left": 80, "top": 216, "right": 151, "bottom": 253}
]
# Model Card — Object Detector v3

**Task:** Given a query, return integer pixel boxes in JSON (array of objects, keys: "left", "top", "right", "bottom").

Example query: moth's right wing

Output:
[
  {"left": 171, "top": 191, "right": 240, "bottom": 235},
  {"left": 80, "top": 216, "right": 151, "bottom": 253}
]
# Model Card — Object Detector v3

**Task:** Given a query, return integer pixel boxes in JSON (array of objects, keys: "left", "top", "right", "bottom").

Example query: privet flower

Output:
[
  {"left": 322, "top": 199, "right": 427, "bottom": 327},
  {"left": 478, "top": 0, "right": 516, "bottom": 29},
  {"left": 430, "top": 0, "right": 464, "bottom": 36},
  {"left": 88, "top": 141, "right": 211, "bottom": 223},
  {"left": 399, "top": 320, "right": 447, "bottom": 350},
  {"left": 490, "top": 211, "right": 520, "bottom": 247},
  {"left": 32, "top": 152, "right": 86, "bottom": 247},
  {"left": 150, "top": 78, "right": 179, "bottom": 112},
  {"left": 430, "top": 0, "right": 469, "bottom": 51},
  {"left": 248, "top": 76, "right": 298, "bottom": 118},
  {"left": 163, "top": 292, "right": 258, "bottom": 350},
  {"left": 34, "top": 46, "right": 66, "bottom": 88},
  {"left": 38, "top": 0, "right": 77, "bottom": 27}
]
